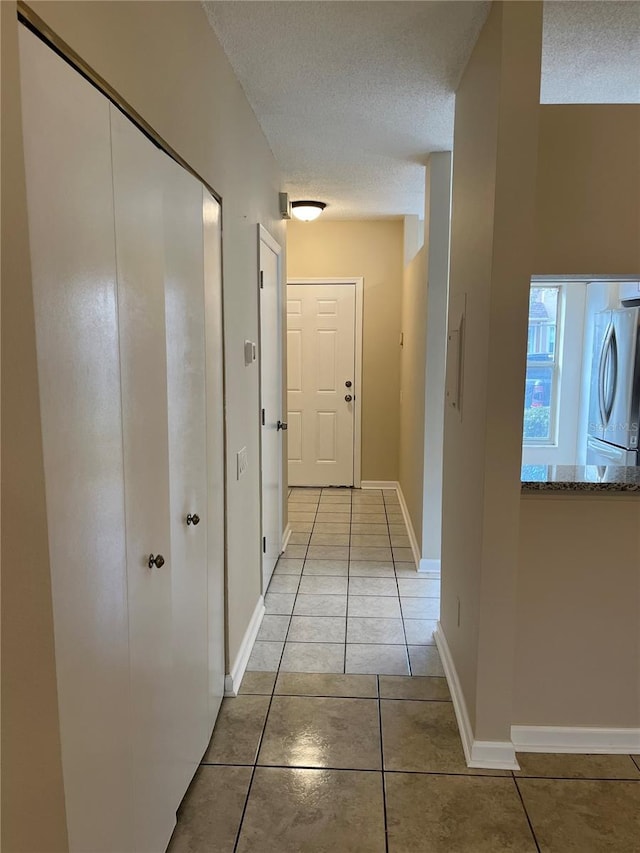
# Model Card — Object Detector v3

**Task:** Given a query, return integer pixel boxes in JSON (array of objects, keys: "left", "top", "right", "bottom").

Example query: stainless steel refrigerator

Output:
[{"left": 587, "top": 307, "right": 640, "bottom": 465}]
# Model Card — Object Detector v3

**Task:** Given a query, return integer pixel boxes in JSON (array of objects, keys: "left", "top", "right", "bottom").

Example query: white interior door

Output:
[
  {"left": 287, "top": 283, "right": 356, "bottom": 486},
  {"left": 111, "top": 106, "right": 175, "bottom": 853},
  {"left": 19, "top": 26, "right": 134, "bottom": 853},
  {"left": 259, "top": 228, "right": 283, "bottom": 589},
  {"left": 162, "top": 155, "right": 209, "bottom": 803}
]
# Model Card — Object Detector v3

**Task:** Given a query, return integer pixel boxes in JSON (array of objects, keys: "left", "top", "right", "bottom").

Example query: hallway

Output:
[
  {"left": 251, "top": 487, "right": 441, "bottom": 676},
  {"left": 168, "top": 489, "right": 640, "bottom": 852}
]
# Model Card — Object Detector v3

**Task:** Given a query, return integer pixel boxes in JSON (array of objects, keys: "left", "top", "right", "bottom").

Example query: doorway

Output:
[
  {"left": 259, "top": 226, "right": 283, "bottom": 591},
  {"left": 286, "top": 278, "right": 363, "bottom": 487}
]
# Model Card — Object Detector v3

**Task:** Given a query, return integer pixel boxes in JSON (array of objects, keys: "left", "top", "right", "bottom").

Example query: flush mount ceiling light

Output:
[{"left": 291, "top": 200, "right": 327, "bottom": 222}]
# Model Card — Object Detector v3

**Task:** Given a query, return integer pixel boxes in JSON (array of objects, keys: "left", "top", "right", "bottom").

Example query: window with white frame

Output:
[{"left": 523, "top": 286, "right": 561, "bottom": 445}]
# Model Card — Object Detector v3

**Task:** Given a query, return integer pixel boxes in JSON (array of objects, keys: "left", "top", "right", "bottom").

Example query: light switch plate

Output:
[{"left": 237, "top": 447, "right": 248, "bottom": 480}]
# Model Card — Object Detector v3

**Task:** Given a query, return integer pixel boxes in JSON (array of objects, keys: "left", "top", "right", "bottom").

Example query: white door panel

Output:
[
  {"left": 203, "top": 192, "right": 225, "bottom": 729},
  {"left": 19, "top": 26, "right": 134, "bottom": 853},
  {"left": 111, "top": 107, "right": 175, "bottom": 853},
  {"left": 288, "top": 411, "right": 303, "bottom": 461},
  {"left": 162, "top": 155, "right": 209, "bottom": 803},
  {"left": 287, "top": 284, "right": 356, "bottom": 486},
  {"left": 317, "top": 411, "right": 338, "bottom": 461},
  {"left": 259, "top": 230, "right": 283, "bottom": 590},
  {"left": 287, "top": 329, "right": 303, "bottom": 391}
]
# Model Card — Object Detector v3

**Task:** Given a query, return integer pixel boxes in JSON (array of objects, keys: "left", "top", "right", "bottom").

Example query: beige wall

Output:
[
  {"left": 287, "top": 219, "right": 403, "bottom": 482},
  {"left": 399, "top": 153, "right": 452, "bottom": 567},
  {"left": 534, "top": 105, "right": 640, "bottom": 276},
  {"left": 516, "top": 495, "right": 640, "bottom": 728},
  {"left": 441, "top": 1, "right": 543, "bottom": 741},
  {"left": 1, "top": 4, "right": 69, "bottom": 849},
  {"left": 2, "top": 3, "right": 283, "bottom": 847},
  {"left": 399, "top": 247, "right": 427, "bottom": 544}
]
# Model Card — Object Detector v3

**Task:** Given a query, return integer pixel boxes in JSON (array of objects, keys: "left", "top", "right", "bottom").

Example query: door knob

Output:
[
  {"left": 277, "top": 420, "right": 288, "bottom": 431},
  {"left": 345, "top": 380, "right": 352, "bottom": 388},
  {"left": 148, "top": 553, "right": 165, "bottom": 569},
  {"left": 345, "top": 395, "right": 353, "bottom": 402},
  {"left": 186, "top": 513, "right": 200, "bottom": 526}
]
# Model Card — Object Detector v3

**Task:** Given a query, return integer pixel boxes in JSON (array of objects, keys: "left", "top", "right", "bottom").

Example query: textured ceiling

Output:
[
  {"left": 541, "top": 2, "right": 640, "bottom": 104},
  {"left": 204, "top": 1, "right": 489, "bottom": 219},
  {"left": 204, "top": 1, "right": 640, "bottom": 220}
]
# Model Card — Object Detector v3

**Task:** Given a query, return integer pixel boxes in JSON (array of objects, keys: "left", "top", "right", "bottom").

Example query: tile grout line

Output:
[
  {"left": 202, "top": 760, "right": 522, "bottom": 778},
  {"left": 265, "top": 492, "right": 315, "bottom": 663},
  {"left": 232, "top": 691, "right": 450, "bottom": 703},
  {"left": 281, "top": 491, "right": 323, "bottom": 673},
  {"left": 377, "top": 674, "right": 391, "bottom": 853},
  {"left": 325, "top": 486, "right": 349, "bottom": 675},
  {"left": 385, "top": 495, "right": 412, "bottom": 677},
  {"left": 389, "top": 498, "right": 411, "bottom": 660},
  {"left": 287, "top": 489, "right": 352, "bottom": 672},
  {"left": 246, "top": 638, "right": 437, "bottom": 652},
  {"left": 231, "top": 665, "right": 280, "bottom": 853},
  {"left": 288, "top": 495, "right": 312, "bottom": 625},
  {"left": 511, "top": 775, "right": 542, "bottom": 853},
  {"left": 391, "top": 491, "right": 421, "bottom": 671},
  {"left": 511, "top": 772, "right": 640, "bottom": 783},
  {"left": 344, "top": 489, "right": 351, "bottom": 674}
]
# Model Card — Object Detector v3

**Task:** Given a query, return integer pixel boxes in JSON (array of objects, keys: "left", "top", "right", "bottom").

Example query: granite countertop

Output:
[{"left": 521, "top": 465, "right": 640, "bottom": 493}]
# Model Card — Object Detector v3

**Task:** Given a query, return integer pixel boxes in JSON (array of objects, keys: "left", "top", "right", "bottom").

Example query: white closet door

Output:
[
  {"left": 110, "top": 107, "right": 175, "bottom": 853},
  {"left": 203, "top": 191, "right": 225, "bottom": 727},
  {"left": 162, "top": 155, "right": 210, "bottom": 800},
  {"left": 18, "top": 27, "right": 134, "bottom": 853}
]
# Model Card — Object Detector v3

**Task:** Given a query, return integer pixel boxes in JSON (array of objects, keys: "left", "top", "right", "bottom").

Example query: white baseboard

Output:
[
  {"left": 395, "top": 484, "right": 420, "bottom": 568},
  {"left": 281, "top": 523, "right": 292, "bottom": 554},
  {"left": 360, "top": 480, "right": 399, "bottom": 490},
  {"left": 362, "top": 482, "right": 436, "bottom": 574},
  {"left": 511, "top": 725, "right": 640, "bottom": 754},
  {"left": 361, "top": 481, "right": 420, "bottom": 568},
  {"left": 435, "top": 623, "right": 520, "bottom": 770},
  {"left": 470, "top": 739, "right": 520, "bottom": 768},
  {"left": 419, "top": 557, "right": 441, "bottom": 575},
  {"left": 224, "top": 596, "right": 265, "bottom": 697}
]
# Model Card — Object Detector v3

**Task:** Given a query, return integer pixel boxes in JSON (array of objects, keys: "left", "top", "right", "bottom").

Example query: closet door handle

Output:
[
  {"left": 148, "top": 553, "right": 165, "bottom": 569},
  {"left": 277, "top": 421, "right": 288, "bottom": 431},
  {"left": 186, "top": 513, "right": 200, "bottom": 526}
]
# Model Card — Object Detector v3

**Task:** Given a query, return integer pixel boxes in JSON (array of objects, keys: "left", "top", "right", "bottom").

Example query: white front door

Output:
[
  {"left": 287, "top": 283, "right": 356, "bottom": 486},
  {"left": 259, "top": 228, "right": 283, "bottom": 590}
]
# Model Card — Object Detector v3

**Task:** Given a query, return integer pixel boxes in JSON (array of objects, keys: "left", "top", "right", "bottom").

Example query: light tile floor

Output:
[
  {"left": 168, "top": 488, "right": 640, "bottom": 852},
  {"left": 248, "top": 487, "right": 440, "bottom": 677}
]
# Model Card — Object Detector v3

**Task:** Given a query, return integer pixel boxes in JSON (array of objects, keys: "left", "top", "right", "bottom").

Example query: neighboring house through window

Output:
[{"left": 522, "top": 281, "right": 587, "bottom": 466}]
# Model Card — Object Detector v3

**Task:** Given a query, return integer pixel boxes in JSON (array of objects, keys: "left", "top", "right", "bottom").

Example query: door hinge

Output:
[
  {"left": 260, "top": 270, "right": 264, "bottom": 289},
  {"left": 262, "top": 536, "right": 266, "bottom": 554},
  {"left": 261, "top": 408, "right": 265, "bottom": 426}
]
